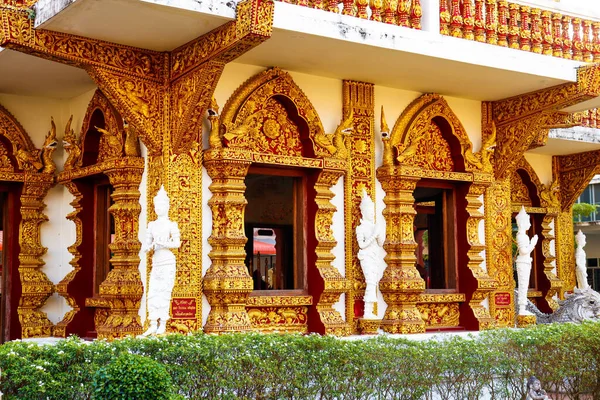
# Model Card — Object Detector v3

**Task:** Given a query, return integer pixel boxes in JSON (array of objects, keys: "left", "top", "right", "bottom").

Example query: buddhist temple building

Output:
[{"left": 0, "top": 0, "right": 599, "bottom": 342}]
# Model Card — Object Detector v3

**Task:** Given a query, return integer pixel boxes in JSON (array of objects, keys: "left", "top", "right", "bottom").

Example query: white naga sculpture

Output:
[
  {"left": 575, "top": 230, "right": 589, "bottom": 290},
  {"left": 141, "top": 186, "right": 181, "bottom": 336},
  {"left": 515, "top": 206, "right": 538, "bottom": 316},
  {"left": 356, "top": 190, "right": 386, "bottom": 319}
]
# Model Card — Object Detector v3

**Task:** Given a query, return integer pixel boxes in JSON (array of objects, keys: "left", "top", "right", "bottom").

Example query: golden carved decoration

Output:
[
  {"left": 555, "top": 211, "right": 576, "bottom": 296},
  {"left": 1, "top": 0, "right": 275, "bottom": 158},
  {"left": 492, "top": 64, "right": 600, "bottom": 125},
  {"left": 166, "top": 151, "right": 203, "bottom": 334},
  {"left": 343, "top": 80, "right": 375, "bottom": 333},
  {"left": 555, "top": 150, "right": 600, "bottom": 211},
  {"left": 541, "top": 214, "right": 561, "bottom": 310},
  {"left": 41, "top": 118, "right": 58, "bottom": 174},
  {"left": 18, "top": 173, "right": 55, "bottom": 338},
  {"left": 0, "top": 143, "right": 14, "bottom": 171},
  {"left": 313, "top": 168, "right": 351, "bottom": 336},
  {"left": 511, "top": 170, "right": 532, "bottom": 206},
  {"left": 220, "top": 68, "right": 333, "bottom": 158},
  {"left": 53, "top": 180, "right": 82, "bottom": 337},
  {"left": 0, "top": 105, "right": 56, "bottom": 338},
  {"left": 56, "top": 91, "right": 145, "bottom": 339},
  {"left": 376, "top": 170, "right": 424, "bottom": 333},
  {"left": 203, "top": 154, "right": 253, "bottom": 333},
  {"left": 417, "top": 302, "right": 460, "bottom": 327},
  {"left": 485, "top": 178, "right": 514, "bottom": 327},
  {"left": 465, "top": 182, "right": 497, "bottom": 330},
  {"left": 247, "top": 306, "right": 309, "bottom": 333}
]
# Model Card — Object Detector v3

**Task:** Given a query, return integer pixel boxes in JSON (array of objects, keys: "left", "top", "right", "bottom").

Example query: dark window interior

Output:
[
  {"left": 413, "top": 185, "right": 457, "bottom": 290},
  {"left": 244, "top": 172, "right": 305, "bottom": 291}
]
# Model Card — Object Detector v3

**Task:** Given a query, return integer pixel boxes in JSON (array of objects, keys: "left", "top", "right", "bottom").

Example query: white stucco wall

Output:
[{"left": 524, "top": 153, "right": 554, "bottom": 185}]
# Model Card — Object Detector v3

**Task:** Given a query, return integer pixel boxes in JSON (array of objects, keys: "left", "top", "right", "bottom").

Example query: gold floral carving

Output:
[
  {"left": 56, "top": 91, "right": 145, "bottom": 339},
  {"left": 389, "top": 94, "right": 483, "bottom": 173},
  {"left": 203, "top": 154, "right": 253, "bottom": 333},
  {"left": 541, "top": 214, "right": 561, "bottom": 310},
  {"left": 0, "top": 105, "right": 56, "bottom": 338},
  {"left": 376, "top": 169, "right": 425, "bottom": 333},
  {"left": 342, "top": 80, "right": 374, "bottom": 333},
  {"left": 167, "top": 151, "right": 202, "bottom": 333},
  {"left": 555, "top": 211, "right": 576, "bottom": 296},
  {"left": 98, "top": 162, "right": 145, "bottom": 339},
  {"left": 0, "top": 9, "right": 165, "bottom": 81},
  {"left": 465, "top": 182, "right": 497, "bottom": 330},
  {"left": 247, "top": 306, "right": 309, "bottom": 333},
  {"left": 511, "top": 171, "right": 532, "bottom": 206},
  {"left": 555, "top": 150, "right": 600, "bottom": 211},
  {"left": 220, "top": 68, "right": 340, "bottom": 159},
  {"left": 417, "top": 302, "right": 460, "bottom": 327},
  {"left": 1, "top": 0, "right": 275, "bottom": 158},
  {"left": 0, "top": 143, "right": 13, "bottom": 171},
  {"left": 18, "top": 173, "right": 55, "bottom": 338},
  {"left": 53, "top": 180, "right": 82, "bottom": 337},
  {"left": 314, "top": 168, "right": 351, "bottom": 336},
  {"left": 485, "top": 178, "right": 515, "bottom": 327}
]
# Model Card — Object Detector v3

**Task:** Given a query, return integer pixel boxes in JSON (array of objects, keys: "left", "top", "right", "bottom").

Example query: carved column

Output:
[
  {"left": 541, "top": 212, "right": 561, "bottom": 310},
  {"left": 18, "top": 173, "right": 55, "bottom": 338},
  {"left": 376, "top": 168, "right": 425, "bottom": 334},
  {"left": 97, "top": 162, "right": 145, "bottom": 339},
  {"left": 53, "top": 181, "right": 84, "bottom": 337},
  {"left": 203, "top": 153, "right": 253, "bottom": 333},
  {"left": 343, "top": 80, "right": 375, "bottom": 332},
  {"left": 312, "top": 168, "right": 350, "bottom": 336},
  {"left": 485, "top": 178, "right": 514, "bottom": 327},
  {"left": 464, "top": 178, "right": 497, "bottom": 330},
  {"left": 555, "top": 211, "right": 575, "bottom": 297}
]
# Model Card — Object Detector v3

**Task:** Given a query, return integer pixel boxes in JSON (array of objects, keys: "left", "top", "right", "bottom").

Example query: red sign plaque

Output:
[
  {"left": 171, "top": 298, "right": 197, "bottom": 319},
  {"left": 494, "top": 292, "right": 511, "bottom": 306}
]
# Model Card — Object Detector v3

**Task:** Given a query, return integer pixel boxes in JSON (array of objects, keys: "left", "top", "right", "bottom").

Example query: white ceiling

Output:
[{"left": 528, "top": 137, "right": 600, "bottom": 156}]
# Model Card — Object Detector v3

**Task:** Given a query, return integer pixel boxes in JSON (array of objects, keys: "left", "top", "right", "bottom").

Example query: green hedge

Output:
[{"left": 1, "top": 322, "right": 599, "bottom": 399}]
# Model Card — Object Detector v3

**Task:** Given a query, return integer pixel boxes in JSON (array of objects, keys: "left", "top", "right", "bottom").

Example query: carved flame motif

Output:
[{"left": 224, "top": 98, "right": 303, "bottom": 156}]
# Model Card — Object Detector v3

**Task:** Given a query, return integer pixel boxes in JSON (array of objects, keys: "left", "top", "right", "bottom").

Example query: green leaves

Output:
[{"left": 1, "top": 323, "right": 600, "bottom": 399}]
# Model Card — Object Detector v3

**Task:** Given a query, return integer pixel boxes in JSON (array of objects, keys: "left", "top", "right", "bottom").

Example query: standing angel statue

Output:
[
  {"left": 356, "top": 189, "right": 386, "bottom": 319},
  {"left": 575, "top": 230, "right": 589, "bottom": 290},
  {"left": 515, "top": 206, "right": 538, "bottom": 316},
  {"left": 141, "top": 186, "right": 181, "bottom": 336}
]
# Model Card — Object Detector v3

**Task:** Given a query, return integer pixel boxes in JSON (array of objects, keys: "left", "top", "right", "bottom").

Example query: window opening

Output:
[
  {"left": 413, "top": 185, "right": 457, "bottom": 290},
  {"left": 244, "top": 172, "right": 305, "bottom": 291}
]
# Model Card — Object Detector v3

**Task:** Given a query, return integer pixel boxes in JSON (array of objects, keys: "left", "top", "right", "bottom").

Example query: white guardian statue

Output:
[
  {"left": 575, "top": 230, "right": 589, "bottom": 290},
  {"left": 356, "top": 189, "right": 386, "bottom": 319},
  {"left": 141, "top": 186, "right": 181, "bottom": 336},
  {"left": 515, "top": 206, "right": 538, "bottom": 316}
]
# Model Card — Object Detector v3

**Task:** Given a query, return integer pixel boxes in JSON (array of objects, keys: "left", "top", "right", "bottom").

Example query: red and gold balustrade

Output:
[
  {"left": 580, "top": 109, "right": 599, "bottom": 128},
  {"left": 440, "top": 0, "right": 600, "bottom": 63}
]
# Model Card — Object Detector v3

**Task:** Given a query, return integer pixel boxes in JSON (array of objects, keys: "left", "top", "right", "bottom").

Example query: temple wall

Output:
[{"left": 524, "top": 153, "right": 554, "bottom": 185}]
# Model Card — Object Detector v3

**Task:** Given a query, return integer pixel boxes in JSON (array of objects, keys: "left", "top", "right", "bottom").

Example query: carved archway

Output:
[
  {"left": 512, "top": 158, "right": 562, "bottom": 312},
  {"left": 56, "top": 90, "right": 144, "bottom": 340},
  {"left": 0, "top": 103, "right": 56, "bottom": 341},
  {"left": 377, "top": 94, "right": 496, "bottom": 334},
  {"left": 203, "top": 68, "right": 350, "bottom": 335}
]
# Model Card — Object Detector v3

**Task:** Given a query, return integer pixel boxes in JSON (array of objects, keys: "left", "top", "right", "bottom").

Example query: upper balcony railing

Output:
[
  {"left": 276, "top": 0, "right": 424, "bottom": 29},
  {"left": 580, "top": 109, "right": 600, "bottom": 129},
  {"left": 440, "top": 0, "right": 600, "bottom": 62}
]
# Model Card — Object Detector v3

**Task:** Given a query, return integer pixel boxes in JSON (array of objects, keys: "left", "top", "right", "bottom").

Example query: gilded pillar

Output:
[
  {"left": 541, "top": 212, "right": 561, "bottom": 310},
  {"left": 312, "top": 168, "right": 351, "bottom": 336},
  {"left": 203, "top": 153, "right": 253, "bottom": 333},
  {"left": 97, "top": 162, "right": 145, "bottom": 339},
  {"left": 464, "top": 178, "right": 497, "bottom": 330},
  {"left": 342, "top": 80, "right": 375, "bottom": 332},
  {"left": 555, "top": 211, "right": 575, "bottom": 297},
  {"left": 485, "top": 178, "right": 514, "bottom": 327},
  {"left": 376, "top": 168, "right": 425, "bottom": 334},
  {"left": 18, "top": 173, "right": 55, "bottom": 338}
]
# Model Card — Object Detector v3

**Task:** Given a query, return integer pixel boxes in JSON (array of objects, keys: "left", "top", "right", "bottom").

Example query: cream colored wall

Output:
[{"left": 524, "top": 153, "right": 554, "bottom": 185}]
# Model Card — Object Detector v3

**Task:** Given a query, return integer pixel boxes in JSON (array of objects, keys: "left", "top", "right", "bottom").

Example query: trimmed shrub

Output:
[
  {"left": 0, "top": 322, "right": 599, "bottom": 399},
  {"left": 92, "top": 352, "right": 173, "bottom": 400}
]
